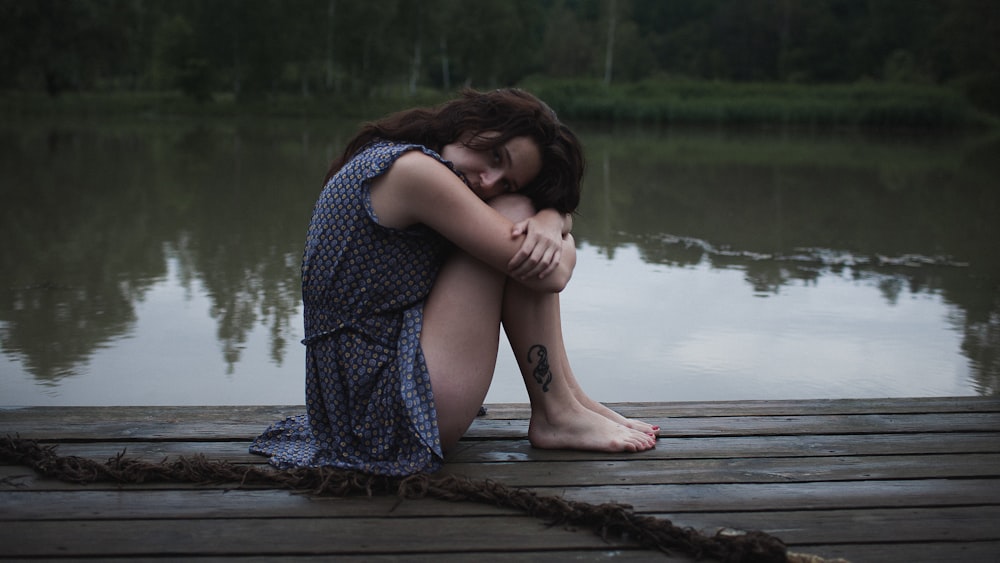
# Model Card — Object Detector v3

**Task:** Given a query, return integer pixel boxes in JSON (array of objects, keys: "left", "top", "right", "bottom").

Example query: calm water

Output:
[{"left": 1, "top": 116, "right": 998, "bottom": 406}]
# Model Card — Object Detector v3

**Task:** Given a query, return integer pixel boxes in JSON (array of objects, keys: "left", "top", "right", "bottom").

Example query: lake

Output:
[{"left": 1, "top": 116, "right": 998, "bottom": 406}]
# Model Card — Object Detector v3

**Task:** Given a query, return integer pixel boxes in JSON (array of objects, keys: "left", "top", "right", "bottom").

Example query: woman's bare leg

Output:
[
  {"left": 501, "top": 282, "right": 659, "bottom": 436},
  {"left": 422, "top": 194, "right": 656, "bottom": 453},
  {"left": 500, "top": 280, "right": 656, "bottom": 452},
  {"left": 421, "top": 248, "right": 506, "bottom": 451}
]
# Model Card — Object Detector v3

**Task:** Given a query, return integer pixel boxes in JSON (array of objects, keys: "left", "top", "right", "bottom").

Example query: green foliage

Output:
[
  {"left": 153, "top": 15, "right": 213, "bottom": 101},
  {"left": 1, "top": 0, "right": 997, "bottom": 125},
  {"left": 523, "top": 76, "right": 992, "bottom": 128},
  {"left": 0, "top": 0, "right": 137, "bottom": 95}
]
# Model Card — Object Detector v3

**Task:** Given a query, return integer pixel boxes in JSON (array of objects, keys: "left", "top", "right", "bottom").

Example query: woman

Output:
[{"left": 251, "top": 89, "right": 658, "bottom": 476}]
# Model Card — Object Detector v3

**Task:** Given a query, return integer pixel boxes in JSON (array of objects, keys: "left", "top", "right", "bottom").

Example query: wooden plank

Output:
[
  {"left": 5, "top": 478, "right": 998, "bottom": 520},
  {"left": 7, "top": 453, "right": 998, "bottom": 491},
  {"left": 4, "top": 400, "right": 998, "bottom": 440},
  {"left": 791, "top": 541, "right": 1000, "bottom": 563},
  {"left": 450, "top": 432, "right": 1000, "bottom": 462},
  {"left": 542, "top": 478, "right": 1000, "bottom": 512},
  {"left": 0, "top": 552, "right": 691, "bottom": 563},
  {"left": 4, "top": 545, "right": 997, "bottom": 563},
  {"left": 1, "top": 440, "right": 261, "bottom": 463},
  {"left": 5, "top": 410, "right": 998, "bottom": 441},
  {"left": 0, "top": 489, "right": 515, "bottom": 520},
  {"left": 659, "top": 505, "right": 1000, "bottom": 544},
  {"left": 5, "top": 452, "right": 999, "bottom": 490},
  {"left": 0, "top": 516, "right": 635, "bottom": 557},
  {"left": 445, "top": 453, "right": 1000, "bottom": 487},
  {"left": 0, "top": 396, "right": 992, "bottom": 426},
  {"left": 482, "top": 396, "right": 1000, "bottom": 417},
  {"left": 465, "top": 412, "right": 1000, "bottom": 439},
  {"left": 8, "top": 431, "right": 996, "bottom": 466},
  {"left": 3, "top": 505, "right": 996, "bottom": 557}
]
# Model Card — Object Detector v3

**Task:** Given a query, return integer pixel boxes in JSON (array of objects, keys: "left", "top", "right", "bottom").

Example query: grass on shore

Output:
[
  {"left": 2, "top": 77, "right": 995, "bottom": 130},
  {"left": 523, "top": 77, "right": 996, "bottom": 129}
]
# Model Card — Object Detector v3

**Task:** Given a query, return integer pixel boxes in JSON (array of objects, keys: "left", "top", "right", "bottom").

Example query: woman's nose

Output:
[{"left": 481, "top": 168, "right": 501, "bottom": 189}]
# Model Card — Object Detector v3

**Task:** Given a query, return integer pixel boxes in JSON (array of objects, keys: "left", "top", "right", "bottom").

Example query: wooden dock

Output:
[{"left": 2, "top": 397, "right": 999, "bottom": 562}]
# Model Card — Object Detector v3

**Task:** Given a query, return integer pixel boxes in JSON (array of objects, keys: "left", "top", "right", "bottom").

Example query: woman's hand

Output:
[
  {"left": 372, "top": 153, "right": 575, "bottom": 290},
  {"left": 508, "top": 209, "right": 569, "bottom": 280}
]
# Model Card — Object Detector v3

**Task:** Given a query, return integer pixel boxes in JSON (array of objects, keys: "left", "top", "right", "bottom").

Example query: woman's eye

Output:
[{"left": 492, "top": 149, "right": 501, "bottom": 163}]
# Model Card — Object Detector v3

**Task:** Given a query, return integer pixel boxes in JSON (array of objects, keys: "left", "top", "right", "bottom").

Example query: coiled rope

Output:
[{"left": 1, "top": 436, "right": 844, "bottom": 562}]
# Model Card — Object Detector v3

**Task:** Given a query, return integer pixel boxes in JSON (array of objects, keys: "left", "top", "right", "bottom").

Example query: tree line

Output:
[{"left": 1, "top": 0, "right": 997, "bottom": 114}]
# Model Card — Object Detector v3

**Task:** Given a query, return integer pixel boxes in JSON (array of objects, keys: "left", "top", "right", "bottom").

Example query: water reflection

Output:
[
  {"left": 0, "top": 118, "right": 997, "bottom": 403},
  {"left": 574, "top": 126, "right": 1000, "bottom": 396},
  {"left": 0, "top": 118, "right": 329, "bottom": 387}
]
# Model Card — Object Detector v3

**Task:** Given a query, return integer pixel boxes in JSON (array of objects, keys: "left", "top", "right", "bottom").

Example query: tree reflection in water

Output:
[
  {"left": 576, "top": 127, "right": 1000, "bottom": 396},
  {"left": 1, "top": 119, "right": 997, "bottom": 400}
]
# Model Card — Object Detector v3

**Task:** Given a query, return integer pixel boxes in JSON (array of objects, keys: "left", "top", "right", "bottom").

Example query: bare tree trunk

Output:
[
  {"left": 604, "top": 0, "right": 616, "bottom": 87},
  {"left": 409, "top": 40, "right": 422, "bottom": 95},
  {"left": 779, "top": 0, "right": 790, "bottom": 79},
  {"left": 408, "top": 4, "right": 423, "bottom": 95},
  {"left": 233, "top": 26, "right": 242, "bottom": 97},
  {"left": 440, "top": 35, "right": 450, "bottom": 90},
  {"left": 325, "top": 0, "right": 336, "bottom": 91}
]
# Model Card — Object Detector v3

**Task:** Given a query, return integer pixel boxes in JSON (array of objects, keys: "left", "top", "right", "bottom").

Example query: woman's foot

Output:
[
  {"left": 528, "top": 404, "right": 657, "bottom": 452},
  {"left": 589, "top": 401, "right": 660, "bottom": 436},
  {"left": 571, "top": 390, "right": 660, "bottom": 436}
]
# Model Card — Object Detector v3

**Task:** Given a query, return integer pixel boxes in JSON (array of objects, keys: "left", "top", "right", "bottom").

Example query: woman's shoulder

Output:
[
  {"left": 360, "top": 140, "right": 443, "bottom": 163},
  {"left": 363, "top": 141, "right": 470, "bottom": 230},
  {"left": 342, "top": 140, "right": 451, "bottom": 180},
  {"left": 377, "top": 141, "right": 467, "bottom": 182}
]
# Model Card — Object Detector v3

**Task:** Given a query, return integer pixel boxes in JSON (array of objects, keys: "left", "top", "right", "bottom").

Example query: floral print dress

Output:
[{"left": 250, "top": 141, "right": 458, "bottom": 476}]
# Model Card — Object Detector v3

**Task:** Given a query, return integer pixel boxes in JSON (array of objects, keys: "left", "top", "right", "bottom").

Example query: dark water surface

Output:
[{"left": 1, "top": 117, "right": 998, "bottom": 405}]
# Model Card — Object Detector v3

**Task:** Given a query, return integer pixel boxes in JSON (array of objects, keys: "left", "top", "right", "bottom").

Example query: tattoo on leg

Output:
[{"left": 527, "top": 344, "right": 553, "bottom": 392}]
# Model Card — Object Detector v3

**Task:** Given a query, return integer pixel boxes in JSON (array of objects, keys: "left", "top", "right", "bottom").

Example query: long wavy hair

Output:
[{"left": 326, "top": 88, "right": 585, "bottom": 214}]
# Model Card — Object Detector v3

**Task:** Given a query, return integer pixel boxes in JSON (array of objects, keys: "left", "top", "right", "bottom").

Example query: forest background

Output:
[{"left": 1, "top": 0, "right": 998, "bottom": 127}]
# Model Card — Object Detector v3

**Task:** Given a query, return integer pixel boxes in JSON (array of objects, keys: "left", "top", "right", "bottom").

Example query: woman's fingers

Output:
[
  {"left": 513, "top": 243, "right": 560, "bottom": 279},
  {"left": 507, "top": 215, "right": 563, "bottom": 279}
]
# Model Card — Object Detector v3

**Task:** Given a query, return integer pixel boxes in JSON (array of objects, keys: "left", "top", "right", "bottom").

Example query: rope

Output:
[{"left": 1, "top": 436, "right": 845, "bottom": 562}]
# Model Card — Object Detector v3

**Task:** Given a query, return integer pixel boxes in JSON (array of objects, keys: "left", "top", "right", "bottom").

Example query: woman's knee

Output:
[{"left": 488, "top": 193, "right": 536, "bottom": 222}]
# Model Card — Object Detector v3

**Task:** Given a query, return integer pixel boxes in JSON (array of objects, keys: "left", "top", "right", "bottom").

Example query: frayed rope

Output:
[{"left": 1, "top": 436, "right": 844, "bottom": 562}]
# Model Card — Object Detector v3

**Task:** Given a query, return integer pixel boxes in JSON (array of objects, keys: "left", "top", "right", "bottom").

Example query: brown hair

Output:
[{"left": 327, "top": 88, "right": 585, "bottom": 214}]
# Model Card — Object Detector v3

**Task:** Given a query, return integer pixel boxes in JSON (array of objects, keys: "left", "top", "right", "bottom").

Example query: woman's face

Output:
[{"left": 441, "top": 132, "right": 542, "bottom": 201}]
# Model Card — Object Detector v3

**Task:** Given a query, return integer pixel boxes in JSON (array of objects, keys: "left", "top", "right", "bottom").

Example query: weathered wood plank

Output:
[
  {"left": 4, "top": 400, "right": 998, "bottom": 441},
  {"left": 5, "top": 453, "right": 998, "bottom": 490},
  {"left": 659, "top": 505, "right": 1000, "bottom": 544},
  {"left": 5, "top": 411, "right": 997, "bottom": 441},
  {"left": 0, "top": 553, "right": 691, "bottom": 563},
  {"left": 445, "top": 453, "right": 1000, "bottom": 487},
  {"left": 482, "top": 396, "right": 1000, "bottom": 417},
  {"left": 0, "top": 516, "right": 635, "bottom": 557},
  {"left": 543, "top": 478, "right": 1000, "bottom": 513},
  {"left": 2, "top": 505, "right": 996, "bottom": 557},
  {"left": 450, "top": 432, "right": 1000, "bottom": 462},
  {"left": 465, "top": 412, "right": 1000, "bottom": 439},
  {"left": 8, "top": 544, "right": 997, "bottom": 563},
  {"left": 0, "top": 440, "right": 263, "bottom": 463},
  {"left": 0, "top": 489, "right": 515, "bottom": 520},
  {"left": 4, "top": 478, "right": 998, "bottom": 520},
  {"left": 790, "top": 541, "right": 1000, "bottom": 563},
  {"left": 5, "top": 395, "right": 992, "bottom": 425},
  {"left": 6, "top": 431, "right": 996, "bottom": 466}
]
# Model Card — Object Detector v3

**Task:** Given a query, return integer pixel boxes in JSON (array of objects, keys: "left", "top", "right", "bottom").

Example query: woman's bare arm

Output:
[{"left": 369, "top": 151, "right": 574, "bottom": 291}]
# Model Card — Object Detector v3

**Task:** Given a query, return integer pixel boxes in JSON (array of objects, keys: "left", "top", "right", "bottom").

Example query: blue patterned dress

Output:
[{"left": 250, "top": 141, "right": 458, "bottom": 476}]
